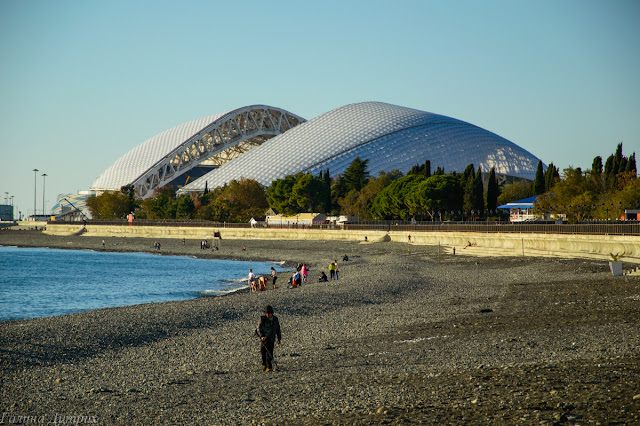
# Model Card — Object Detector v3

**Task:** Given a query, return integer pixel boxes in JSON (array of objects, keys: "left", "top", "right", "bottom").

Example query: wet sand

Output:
[{"left": 1, "top": 230, "right": 639, "bottom": 425}]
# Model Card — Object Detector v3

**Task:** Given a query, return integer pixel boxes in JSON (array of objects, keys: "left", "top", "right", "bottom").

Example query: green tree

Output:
[
  {"left": 175, "top": 194, "right": 195, "bottom": 218},
  {"left": 461, "top": 164, "right": 475, "bottom": 184},
  {"left": 342, "top": 157, "right": 370, "bottom": 193},
  {"left": 86, "top": 191, "right": 133, "bottom": 219},
  {"left": 120, "top": 184, "right": 138, "bottom": 214},
  {"left": 370, "top": 174, "right": 426, "bottom": 219},
  {"left": 406, "top": 174, "right": 463, "bottom": 221},
  {"left": 290, "top": 173, "right": 330, "bottom": 213},
  {"left": 266, "top": 175, "right": 298, "bottom": 215},
  {"left": 534, "top": 167, "right": 597, "bottom": 223},
  {"left": 625, "top": 153, "right": 637, "bottom": 176},
  {"left": 497, "top": 180, "right": 532, "bottom": 206},
  {"left": 473, "top": 167, "right": 485, "bottom": 217},
  {"left": 151, "top": 186, "right": 178, "bottom": 218},
  {"left": 544, "top": 162, "right": 560, "bottom": 192},
  {"left": 323, "top": 169, "right": 332, "bottom": 212},
  {"left": 220, "top": 178, "right": 268, "bottom": 222},
  {"left": 341, "top": 171, "right": 401, "bottom": 220},
  {"left": 612, "top": 173, "right": 640, "bottom": 212},
  {"left": 193, "top": 186, "right": 222, "bottom": 220},
  {"left": 591, "top": 156, "right": 603, "bottom": 175},
  {"left": 533, "top": 160, "right": 545, "bottom": 195},
  {"left": 463, "top": 167, "right": 484, "bottom": 218},
  {"left": 486, "top": 167, "right": 500, "bottom": 213},
  {"left": 408, "top": 160, "right": 431, "bottom": 178}
]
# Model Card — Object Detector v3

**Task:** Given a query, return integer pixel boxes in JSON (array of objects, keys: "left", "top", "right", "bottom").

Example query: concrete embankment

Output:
[{"left": 41, "top": 223, "right": 640, "bottom": 263}]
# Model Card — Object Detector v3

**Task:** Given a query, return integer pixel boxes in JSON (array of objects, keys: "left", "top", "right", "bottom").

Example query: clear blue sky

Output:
[{"left": 1, "top": 0, "right": 639, "bottom": 217}]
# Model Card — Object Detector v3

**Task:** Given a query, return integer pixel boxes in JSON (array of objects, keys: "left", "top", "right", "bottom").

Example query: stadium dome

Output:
[
  {"left": 178, "top": 101, "right": 541, "bottom": 195},
  {"left": 90, "top": 105, "right": 306, "bottom": 199}
]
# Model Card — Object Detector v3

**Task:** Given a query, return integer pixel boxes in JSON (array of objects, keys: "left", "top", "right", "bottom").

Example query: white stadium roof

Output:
[
  {"left": 91, "top": 101, "right": 542, "bottom": 200},
  {"left": 90, "top": 105, "right": 306, "bottom": 198},
  {"left": 177, "top": 101, "right": 541, "bottom": 194}
]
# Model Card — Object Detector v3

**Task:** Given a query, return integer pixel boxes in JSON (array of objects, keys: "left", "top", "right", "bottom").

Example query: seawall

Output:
[{"left": 42, "top": 223, "right": 640, "bottom": 262}]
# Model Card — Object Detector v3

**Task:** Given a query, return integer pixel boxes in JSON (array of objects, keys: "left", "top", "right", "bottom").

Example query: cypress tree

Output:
[
  {"left": 611, "top": 143, "right": 623, "bottom": 181},
  {"left": 323, "top": 169, "right": 332, "bottom": 213},
  {"left": 463, "top": 167, "right": 484, "bottom": 219},
  {"left": 473, "top": 167, "right": 485, "bottom": 217},
  {"left": 544, "top": 162, "right": 559, "bottom": 192},
  {"left": 463, "top": 174, "right": 475, "bottom": 218},
  {"left": 619, "top": 157, "right": 628, "bottom": 176},
  {"left": 424, "top": 160, "right": 431, "bottom": 178},
  {"left": 533, "top": 160, "right": 545, "bottom": 195},
  {"left": 614, "top": 143, "right": 623, "bottom": 165},
  {"left": 461, "top": 164, "right": 475, "bottom": 183},
  {"left": 486, "top": 167, "right": 499, "bottom": 213},
  {"left": 626, "top": 153, "right": 637, "bottom": 176},
  {"left": 591, "top": 156, "right": 603, "bottom": 175},
  {"left": 604, "top": 155, "right": 615, "bottom": 189}
]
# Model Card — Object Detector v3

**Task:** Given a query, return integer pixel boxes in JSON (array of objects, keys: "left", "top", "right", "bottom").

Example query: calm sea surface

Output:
[{"left": 0, "top": 246, "right": 285, "bottom": 322}]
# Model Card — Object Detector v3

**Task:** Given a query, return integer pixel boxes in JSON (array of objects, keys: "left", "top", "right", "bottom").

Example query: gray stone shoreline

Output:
[{"left": 1, "top": 231, "right": 639, "bottom": 424}]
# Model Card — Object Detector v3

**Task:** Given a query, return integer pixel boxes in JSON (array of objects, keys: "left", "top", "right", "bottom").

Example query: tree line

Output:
[
  {"left": 533, "top": 143, "right": 638, "bottom": 222},
  {"left": 86, "top": 143, "right": 637, "bottom": 223}
]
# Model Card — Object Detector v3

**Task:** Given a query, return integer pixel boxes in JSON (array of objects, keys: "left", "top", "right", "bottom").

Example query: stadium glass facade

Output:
[
  {"left": 179, "top": 102, "right": 541, "bottom": 194},
  {"left": 90, "top": 101, "right": 542, "bottom": 199}
]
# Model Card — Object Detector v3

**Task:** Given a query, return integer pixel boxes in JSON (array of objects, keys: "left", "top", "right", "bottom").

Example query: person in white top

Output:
[{"left": 248, "top": 269, "right": 257, "bottom": 292}]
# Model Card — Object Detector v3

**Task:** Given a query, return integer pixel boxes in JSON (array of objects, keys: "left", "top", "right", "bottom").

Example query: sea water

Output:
[{"left": 0, "top": 246, "right": 285, "bottom": 322}]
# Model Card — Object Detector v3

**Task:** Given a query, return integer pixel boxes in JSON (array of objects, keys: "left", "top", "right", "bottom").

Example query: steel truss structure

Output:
[{"left": 91, "top": 105, "right": 305, "bottom": 199}]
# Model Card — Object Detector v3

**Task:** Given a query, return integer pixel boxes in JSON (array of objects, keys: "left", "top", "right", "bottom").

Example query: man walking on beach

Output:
[{"left": 258, "top": 305, "right": 281, "bottom": 371}]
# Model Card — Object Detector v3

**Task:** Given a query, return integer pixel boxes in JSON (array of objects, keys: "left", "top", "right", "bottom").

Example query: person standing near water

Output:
[
  {"left": 258, "top": 305, "right": 281, "bottom": 371},
  {"left": 248, "top": 269, "right": 257, "bottom": 292},
  {"left": 270, "top": 267, "right": 278, "bottom": 289}
]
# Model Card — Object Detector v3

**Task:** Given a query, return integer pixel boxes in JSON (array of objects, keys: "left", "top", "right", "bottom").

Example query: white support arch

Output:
[{"left": 132, "top": 105, "right": 304, "bottom": 199}]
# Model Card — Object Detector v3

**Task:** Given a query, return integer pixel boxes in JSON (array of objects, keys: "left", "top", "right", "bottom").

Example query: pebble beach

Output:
[{"left": 1, "top": 230, "right": 639, "bottom": 425}]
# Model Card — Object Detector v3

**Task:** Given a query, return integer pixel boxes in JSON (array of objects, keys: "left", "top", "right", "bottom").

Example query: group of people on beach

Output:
[
  {"left": 249, "top": 267, "right": 279, "bottom": 292},
  {"left": 199, "top": 239, "right": 219, "bottom": 250},
  {"left": 250, "top": 258, "right": 344, "bottom": 293}
]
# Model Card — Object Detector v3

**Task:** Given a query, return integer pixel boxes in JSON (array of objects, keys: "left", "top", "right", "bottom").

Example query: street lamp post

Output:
[
  {"left": 42, "top": 173, "right": 48, "bottom": 216},
  {"left": 33, "top": 168, "right": 39, "bottom": 219}
]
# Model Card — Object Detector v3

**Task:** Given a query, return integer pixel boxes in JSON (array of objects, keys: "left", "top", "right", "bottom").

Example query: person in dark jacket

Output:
[{"left": 258, "top": 305, "right": 281, "bottom": 371}]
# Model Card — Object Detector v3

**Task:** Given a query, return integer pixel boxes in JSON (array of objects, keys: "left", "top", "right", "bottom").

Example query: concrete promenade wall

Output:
[
  {"left": 43, "top": 223, "right": 640, "bottom": 262},
  {"left": 401, "top": 231, "right": 640, "bottom": 262}
]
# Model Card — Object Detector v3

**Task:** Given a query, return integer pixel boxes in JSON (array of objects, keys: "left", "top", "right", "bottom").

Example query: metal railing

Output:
[{"left": 48, "top": 219, "right": 640, "bottom": 236}]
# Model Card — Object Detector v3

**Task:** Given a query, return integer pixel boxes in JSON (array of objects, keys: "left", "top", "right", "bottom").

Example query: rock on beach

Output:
[{"left": 0, "top": 231, "right": 639, "bottom": 424}]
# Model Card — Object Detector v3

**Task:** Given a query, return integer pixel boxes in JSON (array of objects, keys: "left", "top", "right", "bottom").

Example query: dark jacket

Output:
[{"left": 258, "top": 315, "right": 281, "bottom": 343}]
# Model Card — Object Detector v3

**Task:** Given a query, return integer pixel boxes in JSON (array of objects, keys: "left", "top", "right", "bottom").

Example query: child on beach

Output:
[{"left": 270, "top": 267, "right": 278, "bottom": 289}]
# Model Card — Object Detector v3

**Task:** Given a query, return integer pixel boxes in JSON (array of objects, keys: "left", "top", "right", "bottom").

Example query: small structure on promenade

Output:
[{"left": 266, "top": 213, "right": 326, "bottom": 228}]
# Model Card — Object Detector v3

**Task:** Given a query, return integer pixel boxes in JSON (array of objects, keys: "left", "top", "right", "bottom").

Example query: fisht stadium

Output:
[{"left": 90, "top": 102, "right": 543, "bottom": 199}]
